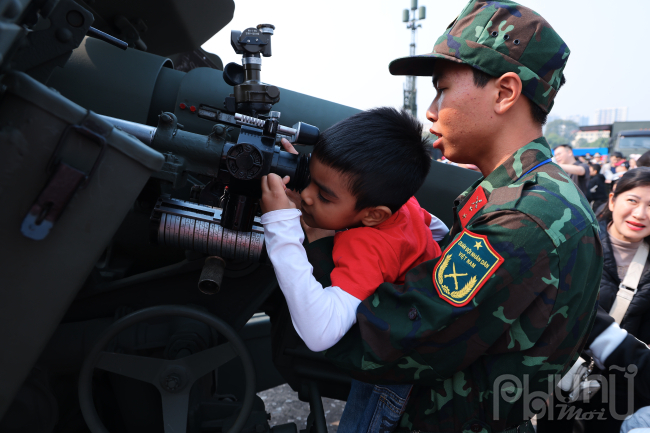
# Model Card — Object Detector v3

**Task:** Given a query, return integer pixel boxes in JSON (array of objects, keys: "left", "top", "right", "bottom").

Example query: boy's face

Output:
[
  {"left": 426, "top": 61, "right": 498, "bottom": 164},
  {"left": 299, "top": 158, "right": 366, "bottom": 230}
]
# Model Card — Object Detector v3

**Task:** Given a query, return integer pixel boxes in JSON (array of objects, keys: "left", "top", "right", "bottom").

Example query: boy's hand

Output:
[{"left": 260, "top": 174, "right": 295, "bottom": 214}]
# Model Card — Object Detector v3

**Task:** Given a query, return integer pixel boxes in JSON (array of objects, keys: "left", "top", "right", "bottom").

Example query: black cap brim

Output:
[{"left": 389, "top": 52, "right": 466, "bottom": 76}]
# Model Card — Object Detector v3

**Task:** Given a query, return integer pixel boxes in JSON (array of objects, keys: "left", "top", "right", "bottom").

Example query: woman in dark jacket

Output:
[{"left": 539, "top": 168, "right": 650, "bottom": 432}]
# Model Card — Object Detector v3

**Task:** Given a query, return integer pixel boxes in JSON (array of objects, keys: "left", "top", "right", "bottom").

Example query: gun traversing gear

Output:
[{"left": 149, "top": 197, "right": 267, "bottom": 263}]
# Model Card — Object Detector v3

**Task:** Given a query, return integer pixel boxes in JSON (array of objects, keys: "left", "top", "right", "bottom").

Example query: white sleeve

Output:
[
  {"left": 429, "top": 213, "right": 449, "bottom": 242},
  {"left": 602, "top": 165, "right": 613, "bottom": 181},
  {"left": 587, "top": 322, "right": 628, "bottom": 369},
  {"left": 261, "top": 209, "right": 361, "bottom": 352}
]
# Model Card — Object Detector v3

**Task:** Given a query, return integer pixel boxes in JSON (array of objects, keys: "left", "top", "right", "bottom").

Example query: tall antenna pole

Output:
[{"left": 402, "top": 1, "right": 426, "bottom": 117}]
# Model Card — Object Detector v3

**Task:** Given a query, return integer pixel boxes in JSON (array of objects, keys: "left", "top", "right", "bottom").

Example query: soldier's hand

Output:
[
  {"left": 260, "top": 174, "right": 295, "bottom": 214},
  {"left": 280, "top": 137, "right": 299, "bottom": 155}
]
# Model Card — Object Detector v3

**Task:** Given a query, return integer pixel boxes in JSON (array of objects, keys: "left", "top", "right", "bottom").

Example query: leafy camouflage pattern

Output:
[
  {"left": 307, "top": 138, "right": 602, "bottom": 432},
  {"left": 389, "top": 0, "right": 569, "bottom": 113}
]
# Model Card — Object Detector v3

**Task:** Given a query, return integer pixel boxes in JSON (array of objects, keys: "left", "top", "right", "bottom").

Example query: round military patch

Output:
[{"left": 433, "top": 229, "right": 504, "bottom": 307}]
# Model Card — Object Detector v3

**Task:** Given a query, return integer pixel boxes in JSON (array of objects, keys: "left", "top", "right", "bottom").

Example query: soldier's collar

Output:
[{"left": 455, "top": 137, "right": 553, "bottom": 204}]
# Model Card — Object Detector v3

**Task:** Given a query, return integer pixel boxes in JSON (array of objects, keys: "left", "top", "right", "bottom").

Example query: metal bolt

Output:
[
  {"left": 66, "top": 10, "right": 85, "bottom": 27},
  {"left": 163, "top": 374, "right": 181, "bottom": 391},
  {"left": 212, "top": 124, "right": 226, "bottom": 136}
]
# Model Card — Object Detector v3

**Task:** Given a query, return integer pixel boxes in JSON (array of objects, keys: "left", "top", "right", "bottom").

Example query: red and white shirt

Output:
[
  {"left": 261, "top": 202, "right": 447, "bottom": 352},
  {"left": 331, "top": 197, "right": 442, "bottom": 300}
]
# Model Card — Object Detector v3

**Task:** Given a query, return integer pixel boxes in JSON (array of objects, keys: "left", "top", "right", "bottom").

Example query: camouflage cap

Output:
[{"left": 389, "top": 0, "right": 570, "bottom": 113}]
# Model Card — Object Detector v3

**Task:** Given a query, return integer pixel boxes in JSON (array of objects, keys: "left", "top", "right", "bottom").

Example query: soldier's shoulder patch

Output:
[
  {"left": 459, "top": 186, "right": 487, "bottom": 228},
  {"left": 433, "top": 229, "right": 504, "bottom": 307}
]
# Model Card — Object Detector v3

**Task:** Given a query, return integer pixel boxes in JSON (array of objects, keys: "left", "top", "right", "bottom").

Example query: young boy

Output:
[{"left": 259, "top": 107, "right": 447, "bottom": 431}]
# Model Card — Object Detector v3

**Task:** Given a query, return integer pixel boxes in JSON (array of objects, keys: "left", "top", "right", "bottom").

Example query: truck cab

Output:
[{"left": 612, "top": 129, "right": 650, "bottom": 158}]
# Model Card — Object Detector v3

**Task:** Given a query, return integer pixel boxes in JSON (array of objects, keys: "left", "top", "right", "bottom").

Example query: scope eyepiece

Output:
[
  {"left": 257, "top": 24, "right": 275, "bottom": 34},
  {"left": 289, "top": 153, "right": 311, "bottom": 192}
]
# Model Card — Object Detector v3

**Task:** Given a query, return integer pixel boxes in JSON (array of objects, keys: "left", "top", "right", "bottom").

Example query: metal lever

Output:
[{"left": 87, "top": 27, "right": 128, "bottom": 50}]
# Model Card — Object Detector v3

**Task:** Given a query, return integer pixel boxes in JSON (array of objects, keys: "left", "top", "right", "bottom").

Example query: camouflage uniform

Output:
[
  {"left": 304, "top": 2, "right": 603, "bottom": 432},
  {"left": 310, "top": 138, "right": 602, "bottom": 432}
]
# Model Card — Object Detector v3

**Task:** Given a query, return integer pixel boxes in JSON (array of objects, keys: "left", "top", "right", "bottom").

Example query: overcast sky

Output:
[{"left": 203, "top": 0, "right": 650, "bottom": 126}]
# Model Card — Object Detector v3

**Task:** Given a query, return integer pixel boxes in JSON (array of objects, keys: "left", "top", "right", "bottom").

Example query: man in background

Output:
[{"left": 554, "top": 144, "right": 591, "bottom": 196}]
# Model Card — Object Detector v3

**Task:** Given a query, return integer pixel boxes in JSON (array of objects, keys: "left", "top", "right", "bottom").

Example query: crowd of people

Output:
[
  {"left": 552, "top": 145, "right": 650, "bottom": 213},
  {"left": 440, "top": 143, "right": 650, "bottom": 215}
]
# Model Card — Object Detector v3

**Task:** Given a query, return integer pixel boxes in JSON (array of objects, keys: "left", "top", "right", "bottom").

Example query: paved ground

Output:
[
  {"left": 258, "top": 384, "right": 346, "bottom": 433},
  {"left": 259, "top": 385, "right": 538, "bottom": 432}
]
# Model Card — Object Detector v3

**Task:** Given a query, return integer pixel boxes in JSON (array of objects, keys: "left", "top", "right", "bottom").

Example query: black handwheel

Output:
[{"left": 78, "top": 305, "right": 256, "bottom": 433}]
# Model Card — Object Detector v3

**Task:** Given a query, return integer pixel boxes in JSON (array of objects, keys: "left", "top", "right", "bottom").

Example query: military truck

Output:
[
  {"left": 611, "top": 129, "right": 650, "bottom": 159},
  {"left": 0, "top": 1, "right": 480, "bottom": 432},
  {"left": 576, "top": 121, "right": 650, "bottom": 158}
]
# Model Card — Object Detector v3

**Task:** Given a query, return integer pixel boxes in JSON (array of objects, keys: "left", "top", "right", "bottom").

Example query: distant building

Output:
[
  {"left": 593, "top": 107, "right": 628, "bottom": 125},
  {"left": 571, "top": 129, "right": 611, "bottom": 147}
]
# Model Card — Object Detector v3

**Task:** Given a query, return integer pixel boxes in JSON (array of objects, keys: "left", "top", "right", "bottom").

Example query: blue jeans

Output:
[
  {"left": 621, "top": 406, "right": 650, "bottom": 433},
  {"left": 338, "top": 379, "right": 412, "bottom": 433}
]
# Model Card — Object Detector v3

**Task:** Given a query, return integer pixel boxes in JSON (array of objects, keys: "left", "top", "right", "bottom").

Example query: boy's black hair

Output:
[
  {"left": 312, "top": 107, "right": 431, "bottom": 213},
  {"left": 588, "top": 163, "right": 601, "bottom": 173},
  {"left": 471, "top": 68, "right": 566, "bottom": 126}
]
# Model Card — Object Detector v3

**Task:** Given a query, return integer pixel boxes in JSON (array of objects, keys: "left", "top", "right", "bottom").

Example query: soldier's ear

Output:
[
  {"left": 361, "top": 206, "right": 392, "bottom": 227},
  {"left": 493, "top": 72, "right": 523, "bottom": 115}
]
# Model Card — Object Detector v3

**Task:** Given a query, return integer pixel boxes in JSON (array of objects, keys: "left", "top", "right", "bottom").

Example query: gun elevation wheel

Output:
[{"left": 78, "top": 305, "right": 256, "bottom": 433}]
